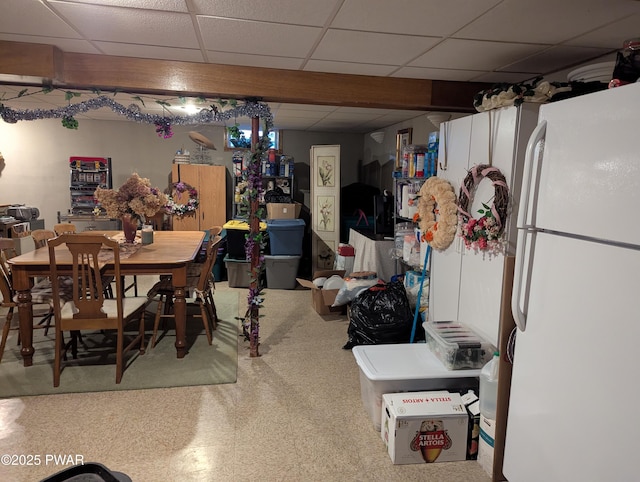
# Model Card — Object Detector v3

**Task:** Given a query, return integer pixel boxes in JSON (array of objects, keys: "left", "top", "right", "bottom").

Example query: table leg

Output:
[
  {"left": 17, "top": 289, "right": 34, "bottom": 367},
  {"left": 173, "top": 286, "right": 187, "bottom": 358}
]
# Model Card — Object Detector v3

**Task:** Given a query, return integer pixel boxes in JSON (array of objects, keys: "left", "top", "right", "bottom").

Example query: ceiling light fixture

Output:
[
  {"left": 427, "top": 113, "right": 451, "bottom": 129},
  {"left": 370, "top": 131, "right": 385, "bottom": 143}
]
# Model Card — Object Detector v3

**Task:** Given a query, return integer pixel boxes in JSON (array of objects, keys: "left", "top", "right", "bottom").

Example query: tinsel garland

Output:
[{"left": 0, "top": 95, "right": 273, "bottom": 126}]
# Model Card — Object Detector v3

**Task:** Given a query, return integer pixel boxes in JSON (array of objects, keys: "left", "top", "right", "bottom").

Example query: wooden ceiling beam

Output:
[{"left": 0, "top": 40, "right": 487, "bottom": 113}]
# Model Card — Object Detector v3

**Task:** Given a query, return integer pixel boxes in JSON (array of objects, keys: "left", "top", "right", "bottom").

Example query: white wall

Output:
[
  {"left": 360, "top": 113, "right": 471, "bottom": 193},
  {"left": 279, "top": 130, "right": 365, "bottom": 199},
  {"left": 0, "top": 118, "right": 367, "bottom": 229},
  {"left": 0, "top": 118, "right": 232, "bottom": 229}
]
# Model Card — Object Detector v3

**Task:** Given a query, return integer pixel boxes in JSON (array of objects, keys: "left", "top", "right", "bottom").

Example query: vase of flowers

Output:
[
  {"left": 120, "top": 213, "right": 138, "bottom": 243},
  {"left": 94, "top": 173, "right": 168, "bottom": 243}
]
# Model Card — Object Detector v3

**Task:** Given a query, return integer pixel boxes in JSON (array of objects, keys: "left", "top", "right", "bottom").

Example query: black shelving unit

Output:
[{"left": 232, "top": 154, "right": 294, "bottom": 219}]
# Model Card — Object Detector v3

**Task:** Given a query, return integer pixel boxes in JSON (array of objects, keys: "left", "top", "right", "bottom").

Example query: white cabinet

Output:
[{"left": 428, "top": 104, "right": 539, "bottom": 345}]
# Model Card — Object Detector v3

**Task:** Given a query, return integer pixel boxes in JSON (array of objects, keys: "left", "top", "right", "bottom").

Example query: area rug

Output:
[{"left": 0, "top": 291, "right": 239, "bottom": 397}]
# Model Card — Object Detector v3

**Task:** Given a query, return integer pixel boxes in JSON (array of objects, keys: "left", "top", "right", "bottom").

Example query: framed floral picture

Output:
[
  {"left": 395, "top": 128, "right": 413, "bottom": 170},
  {"left": 316, "top": 156, "right": 336, "bottom": 187},
  {"left": 317, "top": 195, "right": 335, "bottom": 232}
]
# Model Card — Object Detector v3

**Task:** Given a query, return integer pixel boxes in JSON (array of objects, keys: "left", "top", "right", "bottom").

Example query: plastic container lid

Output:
[
  {"left": 352, "top": 343, "right": 481, "bottom": 381},
  {"left": 223, "top": 219, "right": 267, "bottom": 231},
  {"left": 266, "top": 219, "right": 305, "bottom": 228},
  {"left": 423, "top": 321, "right": 491, "bottom": 349}
]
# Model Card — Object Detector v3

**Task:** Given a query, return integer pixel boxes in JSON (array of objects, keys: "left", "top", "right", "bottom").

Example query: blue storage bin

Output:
[{"left": 266, "top": 219, "right": 305, "bottom": 255}]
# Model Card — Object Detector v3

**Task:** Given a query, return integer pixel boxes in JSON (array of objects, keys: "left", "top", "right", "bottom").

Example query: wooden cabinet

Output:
[{"left": 169, "top": 164, "right": 226, "bottom": 231}]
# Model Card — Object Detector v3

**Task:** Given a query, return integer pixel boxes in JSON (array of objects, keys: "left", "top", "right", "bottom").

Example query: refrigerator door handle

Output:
[
  {"left": 517, "top": 120, "right": 546, "bottom": 228},
  {"left": 512, "top": 121, "right": 546, "bottom": 331},
  {"left": 512, "top": 227, "right": 531, "bottom": 331}
]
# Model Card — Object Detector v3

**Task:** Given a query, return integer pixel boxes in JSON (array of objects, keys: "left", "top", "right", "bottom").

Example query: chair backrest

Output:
[
  {"left": 0, "top": 257, "right": 15, "bottom": 306},
  {"left": 209, "top": 225, "right": 223, "bottom": 237},
  {"left": 32, "top": 229, "right": 56, "bottom": 249},
  {"left": 48, "top": 234, "right": 124, "bottom": 324},
  {"left": 54, "top": 223, "right": 77, "bottom": 235},
  {"left": 196, "top": 235, "right": 222, "bottom": 292},
  {"left": 0, "top": 238, "right": 18, "bottom": 279}
]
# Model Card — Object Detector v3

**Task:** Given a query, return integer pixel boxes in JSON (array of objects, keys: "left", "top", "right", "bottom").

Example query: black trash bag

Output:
[
  {"left": 343, "top": 280, "right": 421, "bottom": 349},
  {"left": 264, "top": 187, "right": 292, "bottom": 204}
]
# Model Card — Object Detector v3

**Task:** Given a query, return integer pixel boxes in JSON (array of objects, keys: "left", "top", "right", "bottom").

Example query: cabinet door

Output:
[
  {"left": 198, "top": 165, "right": 226, "bottom": 229},
  {"left": 456, "top": 106, "right": 538, "bottom": 346},
  {"left": 171, "top": 164, "right": 200, "bottom": 231},
  {"left": 428, "top": 115, "right": 472, "bottom": 323}
]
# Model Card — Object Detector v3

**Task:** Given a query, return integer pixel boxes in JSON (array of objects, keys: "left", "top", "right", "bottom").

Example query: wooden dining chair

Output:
[
  {"left": 53, "top": 223, "right": 77, "bottom": 235},
  {"left": 0, "top": 254, "right": 72, "bottom": 363},
  {"left": 48, "top": 234, "right": 148, "bottom": 386},
  {"left": 146, "top": 234, "right": 223, "bottom": 349},
  {"left": 32, "top": 229, "right": 56, "bottom": 249},
  {"left": 0, "top": 238, "right": 18, "bottom": 278}
]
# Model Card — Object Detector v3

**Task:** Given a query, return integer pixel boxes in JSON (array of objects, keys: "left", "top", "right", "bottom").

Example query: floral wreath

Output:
[
  {"left": 416, "top": 177, "right": 458, "bottom": 251},
  {"left": 165, "top": 181, "right": 199, "bottom": 216},
  {"left": 457, "top": 164, "right": 509, "bottom": 253}
]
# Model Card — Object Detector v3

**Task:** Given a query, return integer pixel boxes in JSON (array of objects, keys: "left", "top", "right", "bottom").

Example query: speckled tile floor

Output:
[{"left": 0, "top": 277, "right": 492, "bottom": 482}]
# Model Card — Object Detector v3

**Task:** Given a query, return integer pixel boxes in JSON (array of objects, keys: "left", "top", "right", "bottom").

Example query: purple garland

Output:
[{"left": 240, "top": 119, "right": 274, "bottom": 351}]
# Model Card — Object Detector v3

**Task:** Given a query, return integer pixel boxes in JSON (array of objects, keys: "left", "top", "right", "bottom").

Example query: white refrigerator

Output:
[{"left": 505, "top": 82, "right": 640, "bottom": 481}]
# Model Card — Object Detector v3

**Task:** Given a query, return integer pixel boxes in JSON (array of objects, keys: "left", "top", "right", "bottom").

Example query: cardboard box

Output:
[
  {"left": 353, "top": 344, "right": 480, "bottom": 431},
  {"left": 381, "top": 391, "right": 469, "bottom": 465},
  {"left": 296, "top": 270, "right": 346, "bottom": 315},
  {"left": 266, "top": 202, "right": 302, "bottom": 220},
  {"left": 460, "top": 390, "right": 481, "bottom": 460},
  {"left": 478, "top": 414, "right": 496, "bottom": 475}
]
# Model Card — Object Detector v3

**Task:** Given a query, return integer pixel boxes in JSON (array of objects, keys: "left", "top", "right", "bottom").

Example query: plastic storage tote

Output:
[
  {"left": 264, "top": 254, "right": 301, "bottom": 289},
  {"left": 223, "top": 219, "right": 267, "bottom": 260},
  {"left": 266, "top": 218, "right": 305, "bottom": 255},
  {"left": 352, "top": 343, "right": 480, "bottom": 430},
  {"left": 422, "top": 321, "right": 495, "bottom": 370},
  {"left": 224, "top": 255, "right": 252, "bottom": 288}
]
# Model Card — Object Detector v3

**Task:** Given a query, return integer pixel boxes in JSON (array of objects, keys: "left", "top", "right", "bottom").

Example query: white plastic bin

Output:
[{"left": 352, "top": 343, "right": 480, "bottom": 430}]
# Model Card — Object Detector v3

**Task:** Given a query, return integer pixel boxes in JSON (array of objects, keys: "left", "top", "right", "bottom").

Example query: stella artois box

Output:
[{"left": 381, "top": 391, "right": 468, "bottom": 464}]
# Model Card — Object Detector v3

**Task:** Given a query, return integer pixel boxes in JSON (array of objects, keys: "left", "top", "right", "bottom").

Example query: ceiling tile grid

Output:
[{"left": 1, "top": 0, "right": 638, "bottom": 130}]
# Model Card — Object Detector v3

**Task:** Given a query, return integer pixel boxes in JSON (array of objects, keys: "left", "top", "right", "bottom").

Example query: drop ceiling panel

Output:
[
  {"left": 392, "top": 66, "right": 482, "bottom": 81},
  {"left": 275, "top": 104, "right": 337, "bottom": 115},
  {"left": 68, "top": 0, "right": 189, "bottom": 12},
  {"left": 0, "top": 0, "right": 82, "bottom": 38},
  {"left": 409, "top": 39, "right": 547, "bottom": 71},
  {"left": 456, "top": 0, "right": 640, "bottom": 45},
  {"left": 96, "top": 42, "right": 206, "bottom": 62},
  {"left": 49, "top": 1, "right": 200, "bottom": 48},
  {"left": 332, "top": 0, "right": 501, "bottom": 36},
  {"left": 206, "top": 51, "right": 304, "bottom": 70},
  {"left": 304, "top": 60, "right": 397, "bottom": 76},
  {"left": 191, "top": 0, "right": 340, "bottom": 26},
  {"left": 501, "top": 45, "right": 612, "bottom": 74},
  {"left": 312, "top": 30, "right": 440, "bottom": 65},
  {"left": 0, "top": 34, "right": 102, "bottom": 55},
  {"left": 565, "top": 14, "right": 640, "bottom": 49},
  {"left": 197, "top": 16, "right": 321, "bottom": 57}
]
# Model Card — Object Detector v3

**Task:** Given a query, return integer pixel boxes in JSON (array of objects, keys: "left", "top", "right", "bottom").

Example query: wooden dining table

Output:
[{"left": 8, "top": 230, "right": 206, "bottom": 367}]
